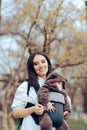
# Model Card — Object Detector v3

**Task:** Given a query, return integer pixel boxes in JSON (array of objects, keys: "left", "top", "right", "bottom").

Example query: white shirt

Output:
[{"left": 11, "top": 78, "right": 56, "bottom": 130}]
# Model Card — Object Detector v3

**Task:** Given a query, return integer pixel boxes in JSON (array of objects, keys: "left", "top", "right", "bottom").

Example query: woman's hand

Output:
[{"left": 34, "top": 104, "right": 44, "bottom": 115}]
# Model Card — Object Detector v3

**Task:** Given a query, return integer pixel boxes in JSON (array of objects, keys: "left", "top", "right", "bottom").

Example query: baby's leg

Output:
[
  {"left": 39, "top": 112, "right": 52, "bottom": 130},
  {"left": 56, "top": 120, "right": 70, "bottom": 130}
]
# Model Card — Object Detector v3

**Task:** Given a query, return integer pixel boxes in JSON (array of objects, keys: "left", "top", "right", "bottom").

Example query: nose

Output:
[{"left": 39, "top": 62, "right": 43, "bottom": 67}]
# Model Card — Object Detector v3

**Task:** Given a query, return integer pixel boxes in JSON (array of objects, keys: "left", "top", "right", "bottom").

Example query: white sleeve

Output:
[
  {"left": 67, "top": 95, "right": 72, "bottom": 110},
  {"left": 11, "top": 81, "right": 28, "bottom": 110}
]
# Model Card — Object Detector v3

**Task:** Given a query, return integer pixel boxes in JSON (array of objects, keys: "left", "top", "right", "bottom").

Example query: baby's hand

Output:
[
  {"left": 47, "top": 102, "right": 55, "bottom": 112},
  {"left": 64, "top": 111, "right": 70, "bottom": 120}
]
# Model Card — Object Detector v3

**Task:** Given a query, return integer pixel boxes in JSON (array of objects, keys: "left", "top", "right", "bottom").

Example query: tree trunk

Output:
[
  {"left": 83, "top": 90, "right": 87, "bottom": 113},
  {"left": 2, "top": 101, "right": 9, "bottom": 130},
  {"left": 8, "top": 112, "right": 16, "bottom": 130}
]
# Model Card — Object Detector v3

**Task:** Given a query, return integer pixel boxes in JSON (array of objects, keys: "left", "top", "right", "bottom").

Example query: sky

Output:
[
  {"left": 1, "top": 0, "right": 85, "bottom": 28},
  {"left": 1, "top": 0, "right": 85, "bottom": 17}
]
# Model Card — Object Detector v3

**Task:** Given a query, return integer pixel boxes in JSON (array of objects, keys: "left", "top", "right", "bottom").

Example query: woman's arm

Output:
[
  {"left": 11, "top": 82, "right": 44, "bottom": 119},
  {"left": 12, "top": 104, "right": 44, "bottom": 119}
]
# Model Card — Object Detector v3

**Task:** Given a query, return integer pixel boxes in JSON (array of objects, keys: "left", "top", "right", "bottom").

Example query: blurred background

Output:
[{"left": 0, "top": 0, "right": 87, "bottom": 130}]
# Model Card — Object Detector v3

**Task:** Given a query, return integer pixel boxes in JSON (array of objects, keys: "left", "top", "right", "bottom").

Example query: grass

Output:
[
  {"left": 68, "top": 118, "right": 87, "bottom": 130},
  {"left": 0, "top": 117, "right": 87, "bottom": 130}
]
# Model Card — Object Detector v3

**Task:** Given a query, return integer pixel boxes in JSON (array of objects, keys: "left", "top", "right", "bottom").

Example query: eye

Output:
[
  {"left": 41, "top": 60, "right": 46, "bottom": 63},
  {"left": 34, "top": 62, "right": 39, "bottom": 66}
]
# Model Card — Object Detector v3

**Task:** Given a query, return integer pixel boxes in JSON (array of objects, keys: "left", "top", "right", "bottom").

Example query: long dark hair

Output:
[{"left": 27, "top": 51, "right": 52, "bottom": 87}]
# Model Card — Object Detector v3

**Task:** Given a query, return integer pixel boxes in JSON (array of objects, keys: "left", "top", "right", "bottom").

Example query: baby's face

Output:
[
  {"left": 54, "top": 81, "right": 63, "bottom": 91},
  {"left": 54, "top": 81, "right": 62, "bottom": 86}
]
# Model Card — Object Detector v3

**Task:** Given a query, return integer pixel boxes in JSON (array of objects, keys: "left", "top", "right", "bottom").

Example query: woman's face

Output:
[{"left": 33, "top": 54, "right": 48, "bottom": 79}]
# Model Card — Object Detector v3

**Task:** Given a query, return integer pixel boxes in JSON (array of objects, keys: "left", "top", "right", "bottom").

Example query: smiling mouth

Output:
[
  {"left": 39, "top": 68, "right": 46, "bottom": 72},
  {"left": 40, "top": 69, "right": 44, "bottom": 72}
]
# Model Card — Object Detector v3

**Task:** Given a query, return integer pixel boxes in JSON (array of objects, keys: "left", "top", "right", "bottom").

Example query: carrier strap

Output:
[
  {"left": 25, "top": 102, "right": 39, "bottom": 124},
  {"left": 27, "top": 83, "right": 40, "bottom": 95}
]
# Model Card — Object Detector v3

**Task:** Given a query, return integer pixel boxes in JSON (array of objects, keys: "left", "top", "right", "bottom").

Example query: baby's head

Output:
[
  {"left": 53, "top": 81, "right": 63, "bottom": 91},
  {"left": 46, "top": 72, "right": 67, "bottom": 89}
]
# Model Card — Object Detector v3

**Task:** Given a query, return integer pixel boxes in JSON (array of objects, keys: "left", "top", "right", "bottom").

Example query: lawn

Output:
[
  {"left": 68, "top": 118, "right": 87, "bottom": 130},
  {"left": 0, "top": 117, "right": 87, "bottom": 130}
]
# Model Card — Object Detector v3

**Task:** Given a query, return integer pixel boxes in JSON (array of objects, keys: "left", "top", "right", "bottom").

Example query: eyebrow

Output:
[{"left": 34, "top": 59, "right": 46, "bottom": 63}]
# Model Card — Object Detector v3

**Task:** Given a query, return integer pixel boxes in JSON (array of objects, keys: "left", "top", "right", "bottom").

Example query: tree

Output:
[{"left": 0, "top": 0, "right": 87, "bottom": 129}]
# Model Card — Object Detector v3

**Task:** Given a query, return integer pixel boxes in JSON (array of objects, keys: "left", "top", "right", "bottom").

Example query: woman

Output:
[
  {"left": 11, "top": 51, "right": 71, "bottom": 130},
  {"left": 11, "top": 51, "right": 56, "bottom": 130}
]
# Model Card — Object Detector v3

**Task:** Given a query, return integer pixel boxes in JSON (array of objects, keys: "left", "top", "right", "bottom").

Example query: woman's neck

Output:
[
  {"left": 38, "top": 75, "right": 46, "bottom": 80},
  {"left": 38, "top": 76, "right": 45, "bottom": 87}
]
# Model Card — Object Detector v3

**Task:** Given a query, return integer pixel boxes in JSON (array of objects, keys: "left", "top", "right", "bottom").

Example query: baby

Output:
[{"left": 38, "top": 72, "right": 71, "bottom": 130}]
